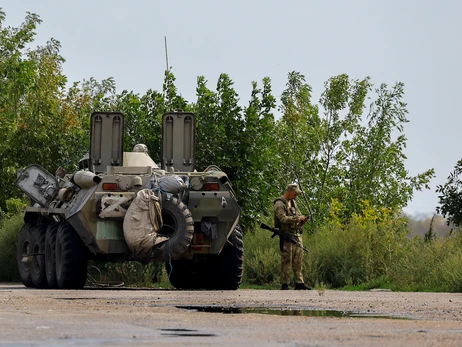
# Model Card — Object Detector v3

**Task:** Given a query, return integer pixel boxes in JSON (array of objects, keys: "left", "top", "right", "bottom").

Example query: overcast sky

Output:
[{"left": 3, "top": 0, "right": 461, "bottom": 216}]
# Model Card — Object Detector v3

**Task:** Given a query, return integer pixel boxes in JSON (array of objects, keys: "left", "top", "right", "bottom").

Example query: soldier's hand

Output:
[{"left": 299, "top": 215, "right": 307, "bottom": 223}]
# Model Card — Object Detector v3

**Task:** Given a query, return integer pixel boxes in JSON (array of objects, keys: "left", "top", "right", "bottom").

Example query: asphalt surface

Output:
[{"left": 1, "top": 283, "right": 462, "bottom": 346}]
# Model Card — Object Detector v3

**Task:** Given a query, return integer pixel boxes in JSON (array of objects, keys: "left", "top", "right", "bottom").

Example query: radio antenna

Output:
[{"left": 164, "top": 36, "right": 169, "bottom": 71}]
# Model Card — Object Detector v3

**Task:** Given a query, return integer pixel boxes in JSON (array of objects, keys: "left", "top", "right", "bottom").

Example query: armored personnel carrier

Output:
[{"left": 15, "top": 111, "right": 244, "bottom": 290}]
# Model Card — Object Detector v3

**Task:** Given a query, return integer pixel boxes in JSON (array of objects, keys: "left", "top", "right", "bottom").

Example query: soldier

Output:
[{"left": 274, "top": 183, "right": 311, "bottom": 290}]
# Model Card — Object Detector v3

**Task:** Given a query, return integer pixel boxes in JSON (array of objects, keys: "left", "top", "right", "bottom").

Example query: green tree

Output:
[
  {"left": 0, "top": 11, "right": 41, "bottom": 209},
  {"left": 194, "top": 74, "right": 281, "bottom": 230},
  {"left": 0, "top": 11, "right": 76, "bottom": 208},
  {"left": 163, "top": 69, "right": 188, "bottom": 112},
  {"left": 235, "top": 77, "right": 278, "bottom": 228},
  {"left": 345, "top": 82, "right": 434, "bottom": 216},
  {"left": 194, "top": 73, "right": 243, "bottom": 175},
  {"left": 436, "top": 160, "right": 462, "bottom": 228},
  {"left": 60, "top": 77, "right": 119, "bottom": 169},
  {"left": 0, "top": 11, "right": 121, "bottom": 210},
  {"left": 194, "top": 75, "right": 220, "bottom": 169},
  {"left": 115, "top": 89, "right": 162, "bottom": 159},
  {"left": 276, "top": 71, "right": 319, "bottom": 219},
  {"left": 275, "top": 72, "right": 435, "bottom": 224},
  {"left": 115, "top": 70, "right": 191, "bottom": 162}
]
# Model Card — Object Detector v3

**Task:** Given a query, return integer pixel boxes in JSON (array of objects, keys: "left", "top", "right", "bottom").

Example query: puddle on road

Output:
[
  {"left": 176, "top": 305, "right": 411, "bottom": 319},
  {"left": 160, "top": 328, "right": 217, "bottom": 337}
]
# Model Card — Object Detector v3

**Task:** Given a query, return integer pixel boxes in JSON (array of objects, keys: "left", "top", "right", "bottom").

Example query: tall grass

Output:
[
  {"left": 2, "top": 206, "right": 462, "bottom": 292},
  {"left": 0, "top": 213, "right": 23, "bottom": 281},
  {"left": 244, "top": 225, "right": 280, "bottom": 286},
  {"left": 88, "top": 261, "right": 170, "bottom": 287},
  {"left": 244, "top": 202, "right": 462, "bottom": 292}
]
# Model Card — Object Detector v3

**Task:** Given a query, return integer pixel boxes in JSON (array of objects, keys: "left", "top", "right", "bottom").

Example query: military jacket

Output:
[{"left": 273, "top": 196, "right": 302, "bottom": 235}]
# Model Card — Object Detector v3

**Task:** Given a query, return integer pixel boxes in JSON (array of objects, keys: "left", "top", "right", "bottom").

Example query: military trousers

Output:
[{"left": 280, "top": 234, "right": 304, "bottom": 285}]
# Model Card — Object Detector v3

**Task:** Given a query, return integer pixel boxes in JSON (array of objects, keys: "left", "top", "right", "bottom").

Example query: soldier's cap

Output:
[{"left": 286, "top": 183, "right": 302, "bottom": 194}]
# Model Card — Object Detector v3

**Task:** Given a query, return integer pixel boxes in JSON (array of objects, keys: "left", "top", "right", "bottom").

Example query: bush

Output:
[
  {"left": 435, "top": 249, "right": 462, "bottom": 292},
  {"left": 297, "top": 202, "right": 408, "bottom": 288},
  {"left": 243, "top": 222, "right": 280, "bottom": 286},
  {"left": 3, "top": 198, "right": 462, "bottom": 292},
  {"left": 243, "top": 200, "right": 462, "bottom": 292},
  {"left": 0, "top": 213, "right": 23, "bottom": 281},
  {"left": 387, "top": 233, "right": 462, "bottom": 292}
]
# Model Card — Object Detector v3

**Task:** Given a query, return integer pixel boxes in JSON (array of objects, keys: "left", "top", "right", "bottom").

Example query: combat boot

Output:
[
  {"left": 295, "top": 283, "right": 311, "bottom": 290},
  {"left": 281, "top": 283, "right": 289, "bottom": 290}
]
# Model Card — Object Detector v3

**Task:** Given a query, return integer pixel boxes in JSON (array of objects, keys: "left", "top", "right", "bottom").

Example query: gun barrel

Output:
[
  {"left": 260, "top": 223, "right": 273, "bottom": 231},
  {"left": 260, "top": 222, "right": 309, "bottom": 253}
]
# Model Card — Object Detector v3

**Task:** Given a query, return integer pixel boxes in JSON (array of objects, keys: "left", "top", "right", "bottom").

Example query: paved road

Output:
[{"left": 1, "top": 283, "right": 462, "bottom": 346}]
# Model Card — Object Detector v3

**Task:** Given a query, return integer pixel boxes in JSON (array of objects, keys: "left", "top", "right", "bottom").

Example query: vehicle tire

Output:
[
  {"left": 17, "top": 223, "right": 34, "bottom": 288},
  {"left": 166, "top": 259, "right": 210, "bottom": 289},
  {"left": 167, "top": 226, "right": 244, "bottom": 290},
  {"left": 152, "top": 195, "right": 194, "bottom": 262},
  {"left": 45, "top": 222, "right": 60, "bottom": 289},
  {"left": 30, "top": 224, "right": 49, "bottom": 289},
  {"left": 213, "top": 226, "right": 244, "bottom": 290},
  {"left": 166, "top": 260, "right": 193, "bottom": 289},
  {"left": 55, "top": 222, "right": 88, "bottom": 289}
]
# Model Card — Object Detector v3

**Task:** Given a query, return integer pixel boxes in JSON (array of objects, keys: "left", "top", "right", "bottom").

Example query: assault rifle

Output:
[{"left": 260, "top": 223, "right": 309, "bottom": 253}]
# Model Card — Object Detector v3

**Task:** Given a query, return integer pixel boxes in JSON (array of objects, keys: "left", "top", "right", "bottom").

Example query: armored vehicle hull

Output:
[{"left": 15, "top": 112, "right": 244, "bottom": 290}]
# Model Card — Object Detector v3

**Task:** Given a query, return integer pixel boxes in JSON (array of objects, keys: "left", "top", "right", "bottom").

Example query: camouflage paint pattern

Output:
[
  {"left": 280, "top": 236, "right": 304, "bottom": 284},
  {"left": 274, "top": 196, "right": 305, "bottom": 285}
]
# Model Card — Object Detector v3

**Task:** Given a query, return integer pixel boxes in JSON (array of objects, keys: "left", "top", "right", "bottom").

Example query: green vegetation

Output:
[
  {"left": 86, "top": 261, "right": 171, "bottom": 288},
  {"left": 3, "top": 209, "right": 462, "bottom": 291},
  {"left": 0, "top": 213, "right": 23, "bottom": 281},
  {"left": 0, "top": 10, "right": 435, "bottom": 231},
  {"left": 437, "top": 160, "right": 462, "bottom": 229},
  {"left": 244, "top": 203, "right": 462, "bottom": 292},
  {"left": 0, "top": 10, "right": 460, "bottom": 291}
]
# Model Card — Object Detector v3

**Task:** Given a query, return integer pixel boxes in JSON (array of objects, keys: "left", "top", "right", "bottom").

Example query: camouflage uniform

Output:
[{"left": 274, "top": 196, "right": 305, "bottom": 286}]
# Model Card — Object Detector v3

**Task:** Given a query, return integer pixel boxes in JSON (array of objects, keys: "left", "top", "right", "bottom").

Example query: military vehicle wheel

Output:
[
  {"left": 166, "top": 260, "right": 208, "bottom": 289},
  {"left": 152, "top": 196, "right": 194, "bottom": 261},
  {"left": 45, "top": 222, "right": 60, "bottom": 288},
  {"left": 167, "top": 227, "right": 244, "bottom": 290},
  {"left": 30, "top": 224, "right": 49, "bottom": 288},
  {"left": 213, "top": 226, "right": 244, "bottom": 290},
  {"left": 55, "top": 222, "right": 88, "bottom": 289},
  {"left": 17, "top": 223, "right": 34, "bottom": 288}
]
